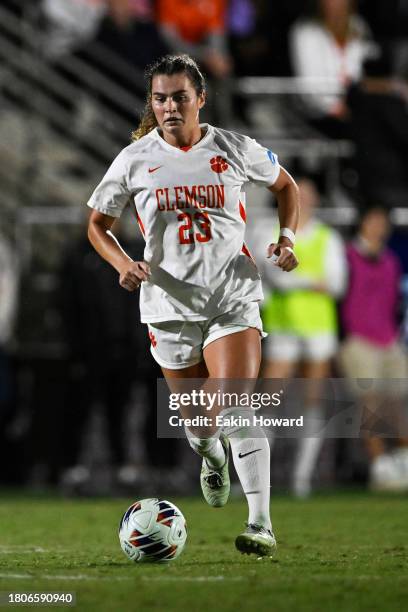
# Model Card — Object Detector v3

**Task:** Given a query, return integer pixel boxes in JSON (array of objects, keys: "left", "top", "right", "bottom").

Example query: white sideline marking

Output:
[
  {"left": 0, "top": 574, "right": 33, "bottom": 580},
  {"left": 0, "top": 573, "right": 131, "bottom": 582},
  {"left": 0, "top": 546, "right": 69, "bottom": 554},
  {"left": 0, "top": 548, "right": 53, "bottom": 554},
  {"left": 49, "top": 575, "right": 131, "bottom": 581},
  {"left": 142, "top": 576, "right": 242, "bottom": 582},
  {"left": 0, "top": 573, "right": 242, "bottom": 583}
]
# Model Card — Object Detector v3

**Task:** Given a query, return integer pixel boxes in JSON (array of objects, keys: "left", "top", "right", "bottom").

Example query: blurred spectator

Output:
[
  {"left": 97, "top": 1, "right": 168, "bottom": 72},
  {"left": 339, "top": 207, "right": 408, "bottom": 491},
  {"left": 347, "top": 52, "right": 408, "bottom": 208},
  {"left": 260, "top": 178, "right": 347, "bottom": 497},
  {"left": 157, "top": 0, "right": 231, "bottom": 79},
  {"left": 42, "top": 0, "right": 107, "bottom": 60},
  {"left": 156, "top": 0, "right": 232, "bottom": 123},
  {"left": 289, "top": 0, "right": 374, "bottom": 138},
  {"left": 41, "top": 0, "right": 167, "bottom": 142},
  {"left": 42, "top": 0, "right": 166, "bottom": 68}
]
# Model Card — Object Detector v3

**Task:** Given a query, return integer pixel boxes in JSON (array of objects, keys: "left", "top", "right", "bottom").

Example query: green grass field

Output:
[{"left": 0, "top": 492, "right": 407, "bottom": 611}]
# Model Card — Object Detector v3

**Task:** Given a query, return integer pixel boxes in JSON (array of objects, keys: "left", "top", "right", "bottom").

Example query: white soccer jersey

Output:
[{"left": 87, "top": 124, "right": 280, "bottom": 323}]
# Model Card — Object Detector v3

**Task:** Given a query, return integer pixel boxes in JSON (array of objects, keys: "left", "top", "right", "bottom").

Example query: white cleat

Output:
[{"left": 235, "top": 523, "right": 277, "bottom": 557}]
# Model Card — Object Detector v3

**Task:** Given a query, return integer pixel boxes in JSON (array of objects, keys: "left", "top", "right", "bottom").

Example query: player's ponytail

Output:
[
  {"left": 131, "top": 101, "right": 157, "bottom": 141},
  {"left": 131, "top": 54, "right": 206, "bottom": 142}
]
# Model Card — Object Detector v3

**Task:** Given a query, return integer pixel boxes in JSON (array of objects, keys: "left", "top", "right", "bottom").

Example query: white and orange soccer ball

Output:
[{"left": 118, "top": 498, "right": 187, "bottom": 563}]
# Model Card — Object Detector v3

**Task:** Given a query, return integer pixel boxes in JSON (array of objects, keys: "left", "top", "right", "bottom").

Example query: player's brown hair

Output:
[{"left": 131, "top": 54, "right": 206, "bottom": 142}]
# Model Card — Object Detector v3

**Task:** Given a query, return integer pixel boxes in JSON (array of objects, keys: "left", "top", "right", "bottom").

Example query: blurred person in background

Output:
[
  {"left": 42, "top": 0, "right": 107, "bottom": 60},
  {"left": 42, "top": 0, "right": 167, "bottom": 142},
  {"left": 43, "top": 0, "right": 165, "bottom": 67},
  {"left": 289, "top": 0, "right": 374, "bottom": 139},
  {"left": 347, "top": 51, "right": 408, "bottom": 209},
  {"left": 156, "top": 0, "right": 233, "bottom": 123},
  {"left": 96, "top": 1, "right": 168, "bottom": 73},
  {"left": 0, "top": 233, "right": 18, "bottom": 481},
  {"left": 260, "top": 178, "right": 347, "bottom": 497},
  {"left": 156, "top": 0, "right": 231, "bottom": 79},
  {"left": 339, "top": 206, "right": 408, "bottom": 491}
]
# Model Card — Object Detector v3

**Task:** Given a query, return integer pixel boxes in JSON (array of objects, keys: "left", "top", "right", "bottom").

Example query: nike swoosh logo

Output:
[
  {"left": 148, "top": 165, "right": 163, "bottom": 173},
  {"left": 238, "top": 449, "right": 262, "bottom": 459}
]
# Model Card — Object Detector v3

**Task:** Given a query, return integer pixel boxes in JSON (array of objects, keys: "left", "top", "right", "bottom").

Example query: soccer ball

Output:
[{"left": 118, "top": 498, "right": 187, "bottom": 563}]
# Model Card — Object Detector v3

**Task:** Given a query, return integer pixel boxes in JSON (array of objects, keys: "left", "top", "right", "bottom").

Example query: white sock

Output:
[
  {"left": 185, "top": 429, "right": 225, "bottom": 469},
  {"left": 293, "top": 406, "right": 324, "bottom": 494},
  {"left": 265, "top": 426, "right": 275, "bottom": 453},
  {"left": 223, "top": 409, "right": 272, "bottom": 531}
]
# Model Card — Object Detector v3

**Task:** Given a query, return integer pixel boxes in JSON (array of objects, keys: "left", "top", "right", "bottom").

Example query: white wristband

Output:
[{"left": 279, "top": 227, "right": 296, "bottom": 244}]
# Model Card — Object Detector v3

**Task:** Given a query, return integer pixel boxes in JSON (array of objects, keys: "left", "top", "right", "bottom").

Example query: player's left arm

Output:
[{"left": 266, "top": 168, "right": 300, "bottom": 272}]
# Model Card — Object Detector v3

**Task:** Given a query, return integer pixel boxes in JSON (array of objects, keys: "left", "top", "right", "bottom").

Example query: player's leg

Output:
[
  {"left": 204, "top": 329, "right": 267, "bottom": 524},
  {"left": 204, "top": 328, "right": 276, "bottom": 555}
]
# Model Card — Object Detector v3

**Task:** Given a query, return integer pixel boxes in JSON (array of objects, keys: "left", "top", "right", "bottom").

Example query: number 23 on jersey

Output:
[{"left": 177, "top": 211, "right": 212, "bottom": 244}]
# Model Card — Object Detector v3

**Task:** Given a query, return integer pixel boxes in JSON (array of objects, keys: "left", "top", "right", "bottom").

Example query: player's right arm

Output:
[{"left": 88, "top": 210, "right": 150, "bottom": 292}]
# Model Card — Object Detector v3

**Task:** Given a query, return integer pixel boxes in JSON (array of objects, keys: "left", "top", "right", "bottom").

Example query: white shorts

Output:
[
  {"left": 264, "top": 333, "right": 337, "bottom": 363},
  {"left": 148, "top": 302, "right": 265, "bottom": 370}
]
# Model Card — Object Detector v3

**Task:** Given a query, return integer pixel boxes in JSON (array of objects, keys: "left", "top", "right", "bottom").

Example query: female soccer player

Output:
[{"left": 87, "top": 54, "right": 299, "bottom": 557}]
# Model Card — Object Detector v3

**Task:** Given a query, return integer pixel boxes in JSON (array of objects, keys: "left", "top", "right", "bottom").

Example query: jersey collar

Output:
[{"left": 151, "top": 123, "right": 213, "bottom": 155}]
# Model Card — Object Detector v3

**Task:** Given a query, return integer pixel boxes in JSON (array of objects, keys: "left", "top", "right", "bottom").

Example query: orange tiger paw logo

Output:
[
  {"left": 210, "top": 156, "right": 228, "bottom": 173},
  {"left": 149, "top": 331, "right": 157, "bottom": 348}
]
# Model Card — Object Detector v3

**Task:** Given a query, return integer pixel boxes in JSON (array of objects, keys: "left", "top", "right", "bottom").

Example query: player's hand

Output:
[
  {"left": 267, "top": 239, "right": 298, "bottom": 272},
  {"left": 119, "top": 261, "right": 151, "bottom": 291}
]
